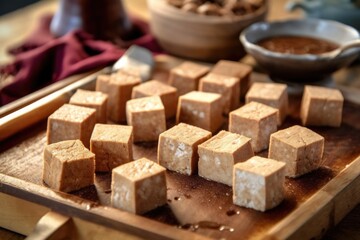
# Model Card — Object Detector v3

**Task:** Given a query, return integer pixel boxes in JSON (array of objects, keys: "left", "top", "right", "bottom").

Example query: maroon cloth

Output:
[{"left": 0, "top": 14, "right": 162, "bottom": 106}]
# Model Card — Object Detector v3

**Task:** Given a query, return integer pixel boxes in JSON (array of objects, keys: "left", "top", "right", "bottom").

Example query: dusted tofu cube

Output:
[
  {"left": 233, "top": 156, "right": 286, "bottom": 212},
  {"left": 69, "top": 89, "right": 108, "bottom": 123},
  {"left": 90, "top": 124, "right": 133, "bottom": 172},
  {"left": 169, "top": 61, "right": 210, "bottom": 96},
  {"left": 269, "top": 125, "right": 324, "bottom": 177},
  {"left": 43, "top": 140, "right": 95, "bottom": 192},
  {"left": 96, "top": 71, "right": 141, "bottom": 123},
  {"left": 47, "top": 104, "right": 96, "bottom": 148},
  {"left": 198, "top": 130, "right": 254, "bottom": 186},
  {"left": 300, "top": 85, "right": 343, "bottom": 127},
  {"left": 176, "top": 91, "right": 223, "bottom": 133},
  {"left": 246, "top": 82, "right": 288, "bottom": 125},
  {"left": 211, "top": 60, "right": 252, "bottom": 98},
  {"left": 111, "top": 158, "right": 167, "bottom": 214},
  {"left": 158, "top": 123, "right": 212, "bottom": 175},
  {"left": 132, "top": 80, "right": 178, "bottom": 119},
  {"left": 126, "top": 96, "right": 166, "bottom": 142},
  {"left": 199, "top": 73, "right": 240, "bottom": 114},
  {"left": 229, "top": 102, "right": 278, "bottom": 152}
]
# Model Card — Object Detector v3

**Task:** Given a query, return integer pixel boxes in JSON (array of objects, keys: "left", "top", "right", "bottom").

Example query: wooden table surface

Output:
[{"left": 0, "top": 0, "right": 359, "bottom": 239}]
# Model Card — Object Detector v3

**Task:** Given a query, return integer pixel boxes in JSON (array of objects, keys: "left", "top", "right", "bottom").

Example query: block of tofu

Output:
[
  {"left": 300, "top": 85, "right": 344, "bottom": 127},
  {"left": 199, "top": 73, "right": 240, "bottom": 114},
  {"left": 43, "top": 140, "right": 95, "bottom": 192},
  {"left": 69, "top": 89, "right": 108, "bottom": 123},
  {"left": 233, "top": 156, "right": 286, "bottom": 212},
  {"left": 111, "top": 158, "right": 167, "bottom": 214},
  {"left": 245, "top": 82, "right": 288, "bottom": 125},
  {"left": 211, "top": 60, "right": 252, "bottom": 98},
  {"left": 229, "top": 102, "right": 278, "bottom": 152},
  {"left": 176, "top": 91, "right": 223, "bottom": 133},
  {"left": 96, "top": 71, "right": 141, "bottom": 123},
  {"left": 169, "top": 61, "right": 210, "bottom": 96},
  {"left": 198, "top": 130, "right": 254, "bottom": 186},
  {"left": 126, "top": 96, "right": 166, "bottom": 142},
  {"left": 269, "top": 125, "right": 324, "bottom": 177},
  {"left": 47, "top": 104, "right": 96, "bottom": 148},
  {"left": 158, "top": 123, "right": 212, "bottom": 175},
  {"left": 90, "top": 124, "right": 133, "bottom": 172},
  {"left": 131, "top": 80, "right": 178, "bottom": 119}
]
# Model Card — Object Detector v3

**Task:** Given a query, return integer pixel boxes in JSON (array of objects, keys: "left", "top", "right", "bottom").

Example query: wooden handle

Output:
[{"left": 26, "top": 211, "right": 72, "bottom": 240}]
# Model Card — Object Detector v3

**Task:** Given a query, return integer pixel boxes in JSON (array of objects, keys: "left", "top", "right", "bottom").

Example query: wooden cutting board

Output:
[{"left": 0, "top": 55, "right": 360, "bottom": 240}]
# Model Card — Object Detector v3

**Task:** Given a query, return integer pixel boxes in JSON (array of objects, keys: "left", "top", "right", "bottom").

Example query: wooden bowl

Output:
[{"left": 147, "top": 0, "right": 268, "bottom": 62}]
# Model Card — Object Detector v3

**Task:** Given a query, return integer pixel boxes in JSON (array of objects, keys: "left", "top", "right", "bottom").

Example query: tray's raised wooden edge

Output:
[
  {"left": 0, "top": 68, "right": 107, "bottom": 142},
  {"left": 0, "top": 173, "right": 211, "bottom": 240},
  {"left": 263, "top": 156, "right": 360, "bottom": 240},
  {"left": 0, "top": 69, "right": 100, "bottom": 118}
]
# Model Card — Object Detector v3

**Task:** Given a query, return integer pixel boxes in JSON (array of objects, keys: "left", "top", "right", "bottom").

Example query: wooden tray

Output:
[{"left": 1, "top": 56, "right": 360, "bottom": 240}]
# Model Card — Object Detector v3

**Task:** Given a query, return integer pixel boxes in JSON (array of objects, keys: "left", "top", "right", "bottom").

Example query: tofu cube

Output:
[
  {"left": 158, "top": 123, "right": 212, "bottom": 175},
  {"left": 90, "top": 124, "right": 133, "bottom": 172},
  {"left": 111, "top": 158, "right": 167, "bottom": 214},
  {"left": 229, "top": 102, "right": 278, "bottom": 152},
  {"left": 233, "top": 156, "right": 286, "bottom": 212},
  {"left": 69, "top": 89, "right": 108, "bottom": 123},
  {"left": 126, "top": 96, "right": 166, "bottom": 142},
  {"left": 47, "top": 104, "right": 96, "bottom": 148},
  {"left": 300, "top": 85, "right": 343, "bottom": 127},
  {"left": 211, "top": 60, "right": 252, "bottom": 98},
  {"left": 43, "top": 140, "right": 95, "bottom": 192},
  {"left": 96, "top": 71, "right": 141, "bottom": 123},
  {"left": 169, "top": 61, "right": 210, "bottom": 96},
  {"left": 176, "top": 91, "right": 223, "bottom": 133},
  {"left": 269, "top": 125, "right": 324, "bottom": 177},
  {"left": 132, "top": 80, "right": 178, "bottom": 119},
  {"left": 246, "top": 82, "right": 288, "bottom": 125},
  {"left": 199, "top": 73, "right": 240, "bottom": 114},
  {"left": 198, "top": 130, "right": 254, "bottom": 186}
]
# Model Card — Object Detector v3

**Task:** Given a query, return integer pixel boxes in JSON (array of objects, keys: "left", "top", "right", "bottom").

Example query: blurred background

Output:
[{"left": 0, "top": 0, "right": 40, "bottom": 15}]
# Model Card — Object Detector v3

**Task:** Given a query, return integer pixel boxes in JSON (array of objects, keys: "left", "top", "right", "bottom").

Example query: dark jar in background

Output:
[
  {"left": 50, "top": 0, "right": 136, "bottom": 45},
  {"left": 79, "top": 0, "right": 134, "bottom": 43}
]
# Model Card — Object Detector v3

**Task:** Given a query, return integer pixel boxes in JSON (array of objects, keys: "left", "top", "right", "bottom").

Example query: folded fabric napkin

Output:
[{"left": 0, "top": 14, "right": 162, "bottom": 106}]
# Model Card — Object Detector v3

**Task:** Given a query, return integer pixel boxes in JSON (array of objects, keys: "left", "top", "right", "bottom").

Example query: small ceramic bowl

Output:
[
  {"left": 148, "top": 0, "right": 267, "bottom": 62},
  {"left": 240, "top": 19, "right": 360, "bottom": 82}
]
